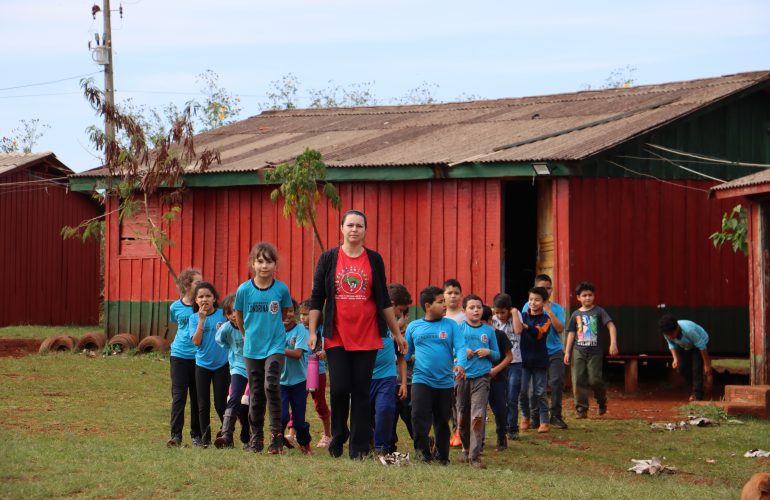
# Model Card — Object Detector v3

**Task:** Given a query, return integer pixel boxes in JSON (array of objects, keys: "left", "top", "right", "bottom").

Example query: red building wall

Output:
[
  {"left": 1, "top": 171, "right": 101, "bottom": 326},
  {"left": 104, "top": 179, "right": 503, "bottom": 335}
]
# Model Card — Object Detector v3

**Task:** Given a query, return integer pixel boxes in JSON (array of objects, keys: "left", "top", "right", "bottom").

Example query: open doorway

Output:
[{"left": 502, "top": 180, "right": 538, "bottom": 307}]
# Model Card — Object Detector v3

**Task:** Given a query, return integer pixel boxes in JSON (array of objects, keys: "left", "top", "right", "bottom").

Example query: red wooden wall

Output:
[
  {"left": 105, "top": 179, "right": 503, "bottom": 306},
  {"left": 566, "top": 177, "right": 748, "bottom": 308},
  {"left": 1, "top": 171, "right": 101, "bottom": 326}
]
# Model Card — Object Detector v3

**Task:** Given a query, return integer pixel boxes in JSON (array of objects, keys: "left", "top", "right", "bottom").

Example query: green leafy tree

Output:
[
  {"left": 709, "top": 204, "right": 748, "bottom": 256},
  {"left": 62, "top": 79, "right": 220, "bottom": 281},
  {"left": 196, "top": 69, "right": 242, "bottom": 131},
  {"left": 1, "top": 118, "right": 50, "bottom": 153},
  {"left": 263, "top": 73, "right": 301, "bottom": 110},
  {"left": 265, "top": 148, "right": 341, "bottom": 252},
  {"left": 308, "top": 81, "right": 377, "bottom": 108}
]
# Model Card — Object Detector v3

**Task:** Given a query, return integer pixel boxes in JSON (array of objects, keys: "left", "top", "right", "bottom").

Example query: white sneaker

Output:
[{"left": 316, "top": 435, "right": 331, "bottom": 448}]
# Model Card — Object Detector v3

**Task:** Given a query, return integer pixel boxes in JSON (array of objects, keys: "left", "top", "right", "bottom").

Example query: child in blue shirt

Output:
[
  {"left": 298, "top": 299, "right": 331, "bottom": 448},
  {"left": 658, "top": 315, "right": 711, "bottom": 401},
  {"left": 189, "top": 281, "right": 229, "bottom": 448},
  {"left": 213, "top": 294, "right": 249, "bottom": 449},
  {"left": 513, "top": 287, "right": 553, "bottom": 433},
  {"left": 405, "top": 286, "right": 466, "bottom": 464},
  {"left": 456, "top": 295, "right": 500, "bottom": 468},
  {"left": 370, "top": 283, "right": 409, "bottom": 455},
  {"left": 167, "top": 268, "right": 202, "bottom": 447},
  {"left": 280, "top": 299, "right": 312, "bottom": 454},
  {"left": 235, "top": 242, "right": 293, "bottom": 454},
  {"left": 388, "top": 283, "right": 414, "bottom": 452}
]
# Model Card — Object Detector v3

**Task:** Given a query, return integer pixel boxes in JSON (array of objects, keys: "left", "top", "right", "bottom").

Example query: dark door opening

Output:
[{"left": 503, "top": 180, "right": 538, "bottom": 308}]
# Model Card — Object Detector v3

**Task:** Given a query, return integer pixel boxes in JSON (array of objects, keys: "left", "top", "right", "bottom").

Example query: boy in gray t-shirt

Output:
[{"left": 564, "top": 282, "right": 618, "bottom": 418}]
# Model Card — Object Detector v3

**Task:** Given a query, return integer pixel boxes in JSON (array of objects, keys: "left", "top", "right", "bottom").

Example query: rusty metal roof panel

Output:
[{"left": 711, "top": 168, "right": 770, "bottom": 192}]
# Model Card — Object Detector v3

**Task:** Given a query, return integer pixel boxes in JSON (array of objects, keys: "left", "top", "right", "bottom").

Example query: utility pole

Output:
[{"left": 103, "top": 0, "right": 115, "bottom": 143}]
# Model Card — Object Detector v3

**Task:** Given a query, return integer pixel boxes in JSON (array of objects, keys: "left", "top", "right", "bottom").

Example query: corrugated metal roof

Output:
[
  {"left": 0, "top": 151, "right": 71, "bottom": 177},
  {"left": 74, "top": 71, "right": 770, "bottom": 176},
  {"left": 711, "top": 168, "right": 770, "bottom": 193}
]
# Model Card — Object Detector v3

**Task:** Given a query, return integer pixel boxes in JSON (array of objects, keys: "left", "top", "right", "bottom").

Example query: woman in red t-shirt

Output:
[{"left": 309, "top": 209, "right": 406, "bottom": 459}]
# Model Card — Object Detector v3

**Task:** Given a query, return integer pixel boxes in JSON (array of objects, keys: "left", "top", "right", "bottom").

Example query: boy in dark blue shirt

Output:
[
  {"left": 513, "top": 287, "right": 553, "bottom": 433},
  {"left": 405, "top": 286, "right": 466, "bottom": 464}
]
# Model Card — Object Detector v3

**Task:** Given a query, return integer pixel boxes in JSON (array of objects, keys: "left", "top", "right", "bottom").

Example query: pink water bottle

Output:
[{"left": 307, "top": 355, "right": 319, "bottom": 392}]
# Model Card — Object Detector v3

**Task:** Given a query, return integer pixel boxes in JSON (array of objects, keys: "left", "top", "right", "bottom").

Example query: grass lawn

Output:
[
  {"left": 0, "top": 325, "right": 101, "bottom": 340},
  {"left": 0, "top": 353, "right": 768, "bottom": 499}
]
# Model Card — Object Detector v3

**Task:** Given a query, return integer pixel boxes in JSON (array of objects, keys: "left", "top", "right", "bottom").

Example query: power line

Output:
[
  {"left": 605, "top": 160, "right": 711, "bottom": 193},
  {"left": 0, "top": 91, "right": 83, "bottom": 99},
  {"left": 0, "top": 72, "right": 101, "bottom": 92}
]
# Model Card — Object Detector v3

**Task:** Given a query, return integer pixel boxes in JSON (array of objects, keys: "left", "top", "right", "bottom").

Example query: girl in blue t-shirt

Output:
[
  {"left": 214, "top": 294, "right": 249, "bottom": 449},
  {"left": 189, "top": 281, "right": 229, "bottom": 448},
  {"left": 167, "top": 268, "right": 202, "bottom": 448}
]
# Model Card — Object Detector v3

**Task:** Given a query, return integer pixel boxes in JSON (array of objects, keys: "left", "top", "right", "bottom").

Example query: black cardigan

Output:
[{"left": 309, "top": 246, "right": 391, "bottom": 340}]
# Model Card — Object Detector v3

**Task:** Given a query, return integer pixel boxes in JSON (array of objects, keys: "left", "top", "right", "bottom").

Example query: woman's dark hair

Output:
[
  {"left": 192, "top": 281, "right": 220, "bottom": 312},
  {"left": 528, "top": 286, "right": 549, "bottom": 302},
  {"left": 341, "top": 209, "right": 367, "bottom": 228},
  {"left": 176, "top": 268, "right": 201, "bottom": 296},
  {"left": 248, "top": 242, "right": 279, "bottom": 269}
]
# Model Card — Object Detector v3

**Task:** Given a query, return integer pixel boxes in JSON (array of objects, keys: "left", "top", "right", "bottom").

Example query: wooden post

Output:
[
  {"left": 749, "top": 202, "right": 770, "bottom": 385},
  {"left": 624, "top": 359, "right": 638, "bottom": 393}
]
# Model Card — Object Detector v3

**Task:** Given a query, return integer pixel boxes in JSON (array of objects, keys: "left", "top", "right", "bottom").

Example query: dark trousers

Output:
[
  {"left": 411, "top": 383, "right": 453, "bottom": 463},
  {"left": 488, "top": 368, "right": 509, "bottom": 442},
  {"left": 525, "top": 353, "right": 566, "bottom": 420},
  {"left": 195, "top": 363, "right": 230, "bottom": 444},
  {"left": 281, "top": 381, "right": 311, "bottom": 446},
  {"left": 393, "top": 384, "right": 413, "bottom": 448},
  {"left": 227, "top": 374, "right": 249, "bottom": 443},
  {"left": 169, "top": 356, "right": 201, "bottom": 440},
  {"left": 326, "top": 347, "right": 378, "bottom": 458},
  {"left": 245, "top": 354, "right": 285, "bottom": 440},
  {"left": 676, "top": 348, "right": 705, "bottom": 400},
  {"left": 369, "top": 376, "right": 397, "bottom": 453}
]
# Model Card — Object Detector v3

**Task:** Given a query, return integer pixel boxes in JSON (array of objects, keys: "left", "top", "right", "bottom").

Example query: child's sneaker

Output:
[
  {"left": 470, "top": 459, "right": 487, "bottom": 469},
  {"left": 268, "top": 433, "right": 284, "bottom": 454},
  {"left": 299, "top": 443, "right": 313, "bottom": 455},
  {"left": 166, "top": 435, "right": 181, "bottom": 448},
  {"left": 457, "top": 450, "right": 469, "bottom": 463},
  {"left": 520, "top": 417, "right": 530, "bottom": 431},
  {"left": 507, "top": 431, "right": 519, "bottom": 441},
  {"left": 449, "top": 430, "right": 462, "bottom": 447},
  {"left": 496, "top": 436, "right": 508, "bottom": 451},
  {"left": 316, "top": 435, "right": 332, "bottom": 448},
  {"left": 191, "top": 436, "right": 204, "bottom": 448},
  {"left": 598, "top": 405, "right": 607, "bottom": 416},
  {"left": 575, "top": 409, "right": 587, "bottom": 419},
  {"left": 537, "top": 423, "right": 550, "bottom": 433},
  {"left": 284, "top": 433, "right": 298, "bottom": 449}
]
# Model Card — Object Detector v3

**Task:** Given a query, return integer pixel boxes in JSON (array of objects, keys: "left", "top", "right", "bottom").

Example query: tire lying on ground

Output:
[
  {"left": 38, "top": 335, "right": 62, "bottom": 353},
  {"left": 38, "top": 335, "right": 75, "bottom": 353},
  {"left": 137, "top": 335, "right": 170, "bottom": 353},
  {"left": 66, "top": 335, "right": 80, "bottom": 348},
  {"left": 76, "top": 332, "right": 107, "bottom": 351},
  {"left": 108, "top": 333, "right": 139, "bottom": 353}
]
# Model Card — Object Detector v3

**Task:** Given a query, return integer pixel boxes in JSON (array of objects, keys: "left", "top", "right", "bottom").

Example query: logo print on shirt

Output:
[
  {"left": 289, "top": 336, "right": 296, "bottom": 348},
  {"left": 439, "top": 331, "right": 448, "bottom": 340},
  {"left": 216, "top": 322, "right": 223, "bottom": 330},
  {"left": 480, "top": 334, "right": 488, "bottom": 344},
  {"left": 335, "top": 265, "right": 369, "bottom": 296},
  {"left": 269, "top": 301, "right": 279, "bottom": 314}
]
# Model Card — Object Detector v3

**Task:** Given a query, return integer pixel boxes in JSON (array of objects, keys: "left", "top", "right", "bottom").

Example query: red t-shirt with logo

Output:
[{"left": 326, "top": 249, "right": 383, "bottom": 351}]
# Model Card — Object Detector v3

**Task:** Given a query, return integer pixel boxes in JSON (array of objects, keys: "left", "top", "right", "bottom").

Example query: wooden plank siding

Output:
[
  {"left": 104, "top": 179, "right": 503, "bottom": 336},
  {"left": 1, "top": 171, "right": 100, "bottom": 326},
  {"left": 566, "top": 177, "right": 749, "bottom": 354}
]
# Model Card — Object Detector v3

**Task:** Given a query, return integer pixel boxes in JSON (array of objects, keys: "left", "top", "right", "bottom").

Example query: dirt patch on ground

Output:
[
  {"left": 0, "top": 338, "right": 41, "bottom": 357},
  {"left": 562, "top": 384, "right": 692, "bottom": 422}
]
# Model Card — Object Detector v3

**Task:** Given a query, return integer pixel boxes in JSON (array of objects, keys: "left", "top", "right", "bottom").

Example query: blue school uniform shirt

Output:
[
  {"left": 665, "top": 320, "right": 709, "bottom": 351},
  {"left": 188, "top": 308, "right": 228, "bottom": 371},
  {"left": 520, "top": 311, "right": 551, "bottom": 369},
  {"left": 459, "top": 322, "right": 500, "bottom": 379},
  {"left": 281, "top": 323, "right": 310, "bottom": 386},
  {"left": 522, "top": 302, "right": 566, "bottom": 356},
  {"left": 372, "top": 329, "right": 398, "bottom": 380},
  {"left": 169, "top": 299, "right": 197, "bottom": 359},
  {"left": 215, "top": 321, "right": 247, "bottom": 378},
  {"left": 405, "top": 317, "right": 465, "bottom": 389},
  {"left": 234, "top": 279, "right": 292, "bottom": 360}
]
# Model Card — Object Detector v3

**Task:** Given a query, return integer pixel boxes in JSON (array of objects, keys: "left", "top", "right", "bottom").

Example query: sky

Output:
[{"left": 1, "top": 0, "right": 769, "bottom": 172}]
